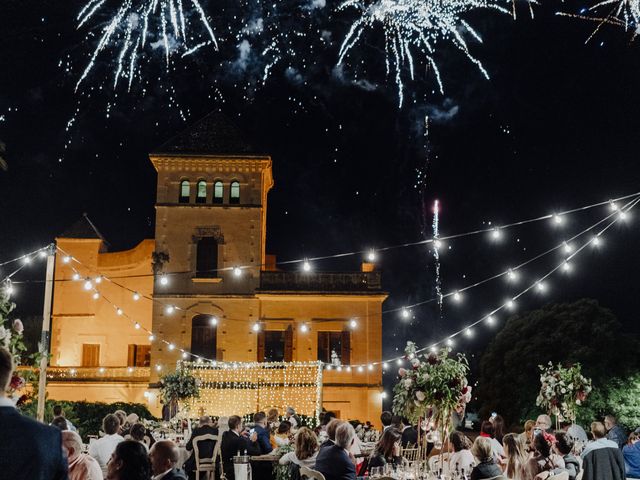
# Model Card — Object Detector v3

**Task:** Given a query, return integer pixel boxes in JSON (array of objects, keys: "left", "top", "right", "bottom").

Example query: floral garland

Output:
[
  {"left": 536, "top": 362, "right": 592, "bottom": 423},
  {"left": 392, "top": 342, "right": 471, "bottom": 429}
]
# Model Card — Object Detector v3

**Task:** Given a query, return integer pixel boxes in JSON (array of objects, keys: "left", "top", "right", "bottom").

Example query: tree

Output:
[{"left": 475, "top": 299, "right": 638, "bottom": 428}]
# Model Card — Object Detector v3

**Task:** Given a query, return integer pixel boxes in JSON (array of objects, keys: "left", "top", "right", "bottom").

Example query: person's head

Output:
[
  {"left": 380, "top": 411, "right": 393, "bottom": 427},
  {"left": 286, "top": 406, "right": 295, "bottom": 417},
  {"left": 335, "top": 422, "right": 356, "bottom": 450},
  {"left": 533, "top": 432, "right": 554, "bottom": 458},
  {"left": 199, "top": 415, "right": 212, "bottom": 427},
  {"left": 376, "top": 427, "right": 401, "bottom": 457},
  {"left": 471, "top": 436, "right": 493, "bottom": 463},
  {"left": 629, "top": 432, "right": 640, "bottom": 445},
  {"left": 503, "top": 433, "right": 528, "bottom": 478},
  {"left": 449, "top": 431, "right": 469, "bottom": 453},
  {"left": 294, "top": 427, "right": 319, "bottom": 460},
  {"left": 267, "top": 408, "right": 279, "bottom": 423},
  {"left": 130, "top": 423, "right": 146, "bottom": 442},
  {"left": 106, "top": 440, "right": 151, "bottom": 480},
  {"left": 554, "top": 431, "right": 574, "bottom": 456},
  {"left": 0, "top": 347, "right": 14, "bottom": 395},
  {"left": 321, "top": 411, "right": 336, "bottom": 426},
  {"left": 401, "top": 417, "right": 412, "bottom": 429},
  {"left": 277, "top": 421, "right": 292, "bottom": 435},
  {"left": 125, "top": 413, "right": 139, "bottom": 427},
  {"left": 103, "top": 413, "right": 121, "bottom": 435},
  {"left": 492, "top": 415, "right": 505, "bottom": 440},
  {"left": 253, "top": 412, "right": 267, "bottom": 427},
  {"left": 604, "top": 415, "right": 617, "bottom": 430},
  {"left": 326, "top": 419, "right": 343, "bottom": 441},
  {"left": 536, "top": 414, "right": 552, "bottom": 432},
  {"left": 390, "top": 415, "right": 403, "bottom": 429},
  {"left": 591, "top": 421, "right": 606, "bottom": 439},
  {"left": 149, "top": 440, "right": 180, "bottom": 475},
  {"left": 524, "top": 419, "right": 535, "bottom": 438},
  {"left": 228, "top": 415, "right": 243, "bottom": 432},
  {"left": 51, "top": 416, "right": 68, "bottom": 431},
  {"left": 113, "top": 410, "right": 127, "bottom": 427},
  {"left": 480, "top": 421, "right": 494, "bottom": 438},
  {"left": 53, "top": 405, "right": 65, "bottom": 417},
  {"left": 62, "top": 431, "right": 84, "bottom": 463}
]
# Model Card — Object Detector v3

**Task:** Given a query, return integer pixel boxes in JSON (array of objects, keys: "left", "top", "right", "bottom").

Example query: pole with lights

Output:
[{"left": 37, "top": 243, "right": 56, "bottom": 422}]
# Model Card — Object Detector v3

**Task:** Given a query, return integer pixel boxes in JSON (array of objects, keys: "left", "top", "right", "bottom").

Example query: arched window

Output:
[
  {"left": 191, "top": 314, "right": 217, "bottom": 359},
  {"left": 230, "top": 181, "right": 240, "bottom": 204},
  {"left": 179, "top": 180, "right": 190, "bottom": 203},
  {"left": 196, "top": 180, "right": 207, "bottom": 204},
  {"left": 196, "top": 237, "right": 218, "bottom": 278},
  {"left": 213, "top": 181, "right": 224, "bottom": 204}
]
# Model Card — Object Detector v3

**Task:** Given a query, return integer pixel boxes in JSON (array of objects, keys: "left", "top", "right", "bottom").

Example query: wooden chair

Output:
[
  {"left": 142, "top": 435, "right": 152, "bottom": 448},
  {"left": 299, "top": 466, "right": 326, "bottom": 480},
  {"left": 193, "top": 433, "right": 217, "bottom": 480},
  {"left": 401, "top": 447, "right": 421, "bottom": 462}
]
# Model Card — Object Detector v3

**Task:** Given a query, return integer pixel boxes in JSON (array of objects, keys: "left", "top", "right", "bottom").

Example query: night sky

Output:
[{"left": 2, "top": 0, "right": 640, "bottom": 388}]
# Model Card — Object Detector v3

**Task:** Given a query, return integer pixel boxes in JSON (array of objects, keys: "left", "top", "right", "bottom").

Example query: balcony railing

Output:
[
  {"left": 259, "top": 271, "right": 382, "bottom": 292},
  {"left": 18, "top": 366, "right": 151, "bottom": 382}
]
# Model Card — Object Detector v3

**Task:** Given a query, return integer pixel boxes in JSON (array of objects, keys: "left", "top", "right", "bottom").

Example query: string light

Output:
[
  {"left": 92, "top": 292, "right": 100, "bottom": 300},
  {"left": 506, "top": 299, "right": 516, "bottom": 310},
  {"left": 381, "top": 391, "right": 388, "bottom": 399},
  {"left": 148, "top": 334, "right": 155, "bottom": 341},
  {"left": 300, "top": 323, "right": 309, "bottom": 333},
  {"left": 134, "top": 322, "right": 141, "bottom": 329},
  {"left": 182, "top": 351, "right": 189, "bottom": 359},
  {"left": 165, "top": 305, "right": 175, "bottom": 314},
  {"left": 433, "top": 240, "right": 442, "bottom": 249},
  {"left": 507, "top": 269, "right": 518, "bottom": 282},
  {"left": 83, "top": 280, "right": 93, "bottom": 290},
  {"left": 159, "top": 275, "right": 169, "bottom": 285},
  {"left": 562, "top": 260, "right": 572, "bottom": 272},
  {"left": 563, "top": 241, "right": 573, "bottom": 253},
  {"left": 168, "top": 343, "right": 175, "bottom": 351},
  {"left": 326, "top": 364, "right": 333, "bottom": 371},
  {"left": 72, "top": 273, "right": 81, "bottom": 281},
  {"left": 396, "top": 358, "right": 403, "bottom": 365},
  {"left": 252, "top": 322, "right": 261, "bottom": 332},
  {"left": 357, "top": 366, "right": 364, "bottom": 372},
  {"left": 619, "top": 211, "right": 629, "bottom": 221},
  {"left": 233, "top": 267, "right": 242, "bottom": 277},
  {"left": 453, "top": 291, "right": 462, "bottom": 302},
  {"left": 368, "top": 364, "right": 374, "bottom": 371},
  {"left": 349, "top": 318, "right": 358, "bottom": 329},
  {"left": 69, "top": 368, "right": 77, "bottom": 375},
  {"left": 155, "top": 365, "right": 162, "bottom": 371},
  {"left": 99, "top": 367, "right": 105, "bottom": 373},
  {"left": 133, "top": 292, "right": 141, "bottom": 301},
  {"left": 210, "top": 316, "right": 218, "bottom": 326},
  {"left": 302, "top": 260, "right": 312, "bottom": 272},
  {"left": 63, "top": 256, "right": 72, "bottom": 264},
  {"left": 486, "top": 315, "right": 495, "bottom": 325},
  {"left": 465, "top": 328, "right": 473, "bottom": 337},
  {"left": 39, "top": 251, "right": 48, "bottom": 259},
  {"left": 491, "top": 228, "right": 502, "bottom": 240},
  {"left": 94, "top": 276, "right": 102, "bottom": 284},
  {"left": 401, "top": 308, "right": 410, "bottom": 319},
  {"left": 552, "top": 214, "right": 564, "bottom": 225},
  {"left": 367, "top": 250, "right": 377, "bottom": 262},
  {"left": 6, "top": 284, "right": 14, "bottom": 295},
  {"left": 382, "top": 362, "right": 388, "bottom": 370},
  {"left": 536, "top": 281, "right": 546, "bottom": 292},
  {"left": 116, "top": 308, "right": 123, "bottom": 315},
  {"left": 446, "top": 338, "right": 454, "bottom": 346},
  {"left": 127, "top": 367, "right": 134, "bottom": 373},
  {"left": 610, "top": 201, "right": 619, "bottom": 211},
  {"left": 346, "top": 366, "right": 352, "bottom": 372},
  {"left": 22, "top": 256, "right": 31, "bottom": 265}
]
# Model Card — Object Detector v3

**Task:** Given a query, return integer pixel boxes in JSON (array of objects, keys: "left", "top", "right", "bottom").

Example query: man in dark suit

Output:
[
  {"left": 220, "top": 415, "right": 261, "bottom": 480},
  {"left": 314, "top": 422, "right": 357, "bottom": 480},
  {"left": 0, "top": 346, "right": 68, "bottom": 480},
  {"left": 400, "top": 417, "right": 418, "bottom": 448},
  {"left": 319, "top": 419, "right": 343, "bottom": 450},
  {"left": 149, "top": 440, "right": 188, "bottom": 479},
  {"left": 183, "top": 416, "right": 219, "bottom": 478}
]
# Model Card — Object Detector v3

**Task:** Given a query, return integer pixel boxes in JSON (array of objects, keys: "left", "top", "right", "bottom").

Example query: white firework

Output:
[
  {"left": 75, "top": 0, "right": 218, "bottom": 91},
  {"left": 337, "top": 0, "right": 509, "bottom": 106},
  {"left": 558, "top": 0, "right": 640, "bottom": 43}
]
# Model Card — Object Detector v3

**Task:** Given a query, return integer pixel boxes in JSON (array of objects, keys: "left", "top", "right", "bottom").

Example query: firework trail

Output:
[
  {"left": 337, "top": 0, "right": 509, "bottom": 107},
  {"left": 558, "top": 0, "right": 640, "bottom": 43},
  {"left": 432, "top": 198, "right": 443, "bottom": 314},
  {"left": 75, "top": 0, "right": 218, "bottom": 91}
]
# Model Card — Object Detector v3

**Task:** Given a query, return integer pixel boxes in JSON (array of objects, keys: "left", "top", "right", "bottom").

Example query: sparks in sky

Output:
[
  {"left": 337, "top": 0, "right": 508, "bottom": 107},
  {"left": 75, "top": 0, "right": 218, "bottom": 91},
  {"left": 557, "top": 0, "right": 640, "bottom": 43}
]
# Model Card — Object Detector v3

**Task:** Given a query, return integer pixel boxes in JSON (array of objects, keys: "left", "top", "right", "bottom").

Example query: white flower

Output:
[
  {"left": 404, "top": 378, "right": 413, "bottom": 390},
  {"left": 415, "top": 390, "right": 426, "bottom": 402},
  {"left": 12, "top": 319, "right": 23, "bottom": 334},
  {"left": 411, "top": 358, "right": 420, "bottom": 368}
]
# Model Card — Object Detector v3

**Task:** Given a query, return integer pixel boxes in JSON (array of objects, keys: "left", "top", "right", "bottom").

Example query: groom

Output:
[{"left": 0, "top": 346, "right": 68, "bottom": 479}]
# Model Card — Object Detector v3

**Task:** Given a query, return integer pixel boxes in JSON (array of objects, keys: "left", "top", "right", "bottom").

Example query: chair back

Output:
[
  {"left": 401, "top": 447, "right": 420, "bottom": 462},
  {"left": 193, "top": 434, "right": 217, "bottom": 469},
  {"left": 142, "top": 435, "right": 152, "bottom": 447},
  {"left": 299, "top": 466, "right": 326, "bottom": 480}
]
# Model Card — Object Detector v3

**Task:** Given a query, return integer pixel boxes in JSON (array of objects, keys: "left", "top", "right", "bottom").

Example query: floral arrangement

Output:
[
  {"left": 273, "top": 444, "right": 295, "bottom": 480},
  {"left": 0, "top": 287, "right": 37, "bottom": 407},
  {"left": 536, "top": 361, "right": 592, "bottom": 423},
  {"left": 159, "top": 367, "right": 200, "bottom": 404},
  {"left": 392, "top": 341, "right": 471, "bottom": 429}
]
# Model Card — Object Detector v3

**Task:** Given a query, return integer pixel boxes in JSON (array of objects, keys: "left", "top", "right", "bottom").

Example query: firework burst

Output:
[
  {"left": 337, "top": 0, "right": 508, "bottom": 107},
  {"left": 75, "top": 0, "right": 219, "bottom": 91},
  {"left": 558, "top": 0, "right": 640, "bottom": 43}
]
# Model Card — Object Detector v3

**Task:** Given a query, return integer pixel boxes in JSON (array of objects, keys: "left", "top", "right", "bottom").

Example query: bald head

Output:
[{"left": 150, "top": 440, "right": 180, "bottom": 475}]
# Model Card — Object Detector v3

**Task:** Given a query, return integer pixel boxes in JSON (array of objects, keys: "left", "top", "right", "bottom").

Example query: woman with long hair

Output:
[
  {"left": 368, "top": 427, "right": 402, "bottom": 469},
  {"left": 523, "top": 432, "right": 565, "bottom": 480},
  {"left": 502, "top": 433, "right": 528, "bottom": 480},
  {"left": 279, "top": 427, "right": 320, "bottom": 468},
  {"left": 275, "top": 420, "right": 292, "bottom": 446},
  {"left": 106, "top": 440, "right": 151, "bottom": 480},
  {"left": 491, "top": 415, "right": 506, "bottom": 444},
  {"left": 448, "top": 431, "right": 475, "bottom": 476},
  {"left": 470, "top": 437, "right": 503, "bottom": 480}
]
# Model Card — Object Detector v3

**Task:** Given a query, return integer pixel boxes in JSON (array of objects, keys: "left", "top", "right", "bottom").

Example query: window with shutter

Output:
[
  {"left": 317, "top": 332, "right": 344, "bottom": 363},
  {"left": 284, "top": 326, "right": 293, "bottom": 362},
  {"left": 82, "top": 344, "right": 100, "bottom": 367},
  {"left": 191, "top": 314, "right": 217, "bottom": 359},
  {"left": 196, "top": 237, "right": 218, "bottom": 278}
]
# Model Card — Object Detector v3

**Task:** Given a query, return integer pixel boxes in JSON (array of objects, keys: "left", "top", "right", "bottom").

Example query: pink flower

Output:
[
  {"left": 12, "top": 319, "right": 24, "bottom": 334},
  {"left": 9, "top": 375, "right": 25, "bottom": 390},
  {"left": 398, "top": 368, "right": 407, "bottom": 377}
]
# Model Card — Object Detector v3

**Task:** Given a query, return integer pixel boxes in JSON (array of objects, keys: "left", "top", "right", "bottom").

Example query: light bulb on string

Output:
[
  {"left": 159, "top": 275, "right": 169, "bottom": 286},
  {"left": 491, "top": 228, "right": 502, "bottom": 240},
  {"left": 619, "top": 211, "right": 629, "bottom": 221},
  {"left": 396, "top": 358, "right": 403, "bottom": 366},
  {"left": 182, "top": 352, "right": 189, "bottom": 359},
  {"left": 22, "top": 256, "right": 31, "bottom": 265},
  {"left": 433, "top": 240, "right": 442, "bottom": 250},
  {"left": 132, "top": 292, "right": 140, "bottom": 301},
  {"left": 592, "top": 236, "right": 601, "bottom": 247},
  {"left": 99, "top": 367, "right": 105, "bottom": 373},
  {"left": 552, "top": 214, "right": 564, "bottom": 225},
  {"left": 39, "top": 251, "right": 47, "bottom": 259},
  {"left": 116, "top": 308, "right": 123, "bottom": 315},
  {"left": 92, "top": 292, "right": 100, "bottom": 300},
  {"left": 134, "top": 322, "right": 141, "bottom": 329},
  {"left": 610, "top": 201, "right": 619, "bottom": 211},
  {"left": 486, "top": 315, "right": 495, "bottom": 326},
  {"left": 430, "top": 345, "right": 437, "bottom": 352},
  {"left": 168, "top": 343, "right": 175, "bottom": 351},
  {"left": 337, "top": 366, "right": 343, "bottom": 372},
  {"left": 233, "top": 266, "right": 242, "bottom": 277},
  {"left": 465, "top": 328, "right": 473, "bottom": 337},
  {"left": 453, "top": 291, "right": 462, "bottom": 302},
  {"left": 381, "top": 391, "right": 388, "bottom": 399},
  {"left": 148, "top": 334, "right": 155, "bottom": 342},
  {"left": 507, "top": 269, "right": 518, "bottom": 282},
  {"left": 401, "top": 308, "right": 410, "bottom": 319},
  {"left": 367, "top": 250, "right": 377, "bottom": 262},
  {"left": 210, "top": 316, "right": 218, "bottom": 326},
  {"left": 94, "top": 276, "right": 102, "bottom": 284},
  {"left": 302, "top": 260, "right": 312, "bottom": 272},
  {"left": 300, "top": 323, "right": 309, "bottom": 333},
  {"left": 346, "top": 366, "right": 352, "bottom": 372},
  {"left": 63, "top": 256, "right": 72, "bottom": 264},
  {"left": 506, "top": 299, "right": 516, "bottom": 310},
  {"left": 563, "top": 241, "right": 573, "bottom": 253},
  {"left": 155, "top": 365, "right": 162, "bottom": 372},
  {"left": 83, "top": 280, "right": 93, "bottom": 291},
  {"left": 349, "top": 318, "right": 358, "bottom": 329},
  {"left": 536, "top": 281, "right": 546, "bottom": 292},
  {"left": 562, "top": 261, "right": 572, "bottom": 272},
  {"left": 368, "top": 364, "right": 374, "bottom": 371},
  {"left": 326, "top": 364, "right": 333, "bottom": 371},
  {"left": 252, "top": 322, "right": 261, "bottom": 332},
  {"left": 382, "top": 362, "right": 388, "bottom": 370},
  {"left": 446, "top": 338, "right": 454, "bottom": 347},
  {"left": 127, "top": 366, "right": 134, "bottom": 373},
  {"left": 72, "top": 273, "right": 81, "bottom": 281},
  {"left": 165, "top": 305, "right": 175, "bottom": 315},
  {"left": 357, "top": 366, "right": 364, "bottom": 372}
]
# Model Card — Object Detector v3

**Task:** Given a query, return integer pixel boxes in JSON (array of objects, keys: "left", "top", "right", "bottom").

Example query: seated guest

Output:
[
  {"left": 449, "top": 431, "right": 475, "bottom": 476},
  {"left": 120, "top": 413, "right": 138, "bottom": 437},
  {"left": 479, "top": 421, "right": 504, "bottom": 460},
  {"left": 390, "top": 415, "right": 403, "bottom": 432},
  {"left": 519, "top": 420, "right": 535, "bottom": 452},
  {"left": 275, "top": 421, "right": 292, "bottom": 446},
  {"left": 113, "top": 410, "right": 127, "bottom": 435},
  {"left": 253, "top": 411, "right": 273, "bottom": 454},
  {"left": 623, "top": 432, "right": 640, "bottom": 478},
  {"left": 220, "top": 415, "right": 261, "bottom": 480},
  {"left": 581, "top": 422, "right": 625, "bottom": 480},
  {"left": 470, "top": 437, "right": 503, "bottom": 480},
  {"left": 183, "top": 415, "right": 218, "bottom": 475},
  {"left": 53, "top": 404, "right": 77, "bottom": 431},
  {"left": 380, "top": 411, "right": 393, "bottom": 431},
  {"left": 89, "top": 413, "right": 124, "bottom": 470},
  {"left": 62, "top": 430, "right": 103, "bottom": 480},
  {"left": 551, "top": 431, "right": 580, "bottom": 480},
  {"left": 368, "top": 428, "right": 402, "bottom": 469},
  {"left": 523, "top": 432, "right": 564, "bottom": 480},
  {"left": 605, "top": 415, "right": 627, "bottom": 449},
  {"left": 129, "top": 424, "right": 149, "bottom": 451},
  {"left": 267, "top": 408, "right": 280, "bottom": 431},
  {"left": 320, "top": 419, "right": 343, "bottom": 450},
  {"left": 149, "top": 440, "right": 187, "bottom": 480},
  {"left": 318, "top": 411, "right": 337, "bottom": 442},
  {"left": 502, "top": 433, "right": 527, "bottom": 480},
  {"left": 314, "top": 422, "right": 357, "bottom": 480},
  {"left": 279, "top": 427, "right": 319, "bottom": 468},
  {"left": 105, "top": 440, "right": 151, "bottom": 480},
  {"left": 0, "top": 346, "right": 68, "bottom": 480},
  {"left": 560, "top": 420, "right": 588, "bottom": 444},
  {"left": 535, "top": 414, "right": 553, "bottom": 434},
  {"left": 285, "top": 407, "right": 301, "bottom": 429},
  {"left": 489, "top": 414, "right": 505, "bottom": 444},
  {"left": 400, "top": 417, "right": 418, "bottom": 448},
  {"left": 51, "top": 415, "right": 69, "bottom": 431}
]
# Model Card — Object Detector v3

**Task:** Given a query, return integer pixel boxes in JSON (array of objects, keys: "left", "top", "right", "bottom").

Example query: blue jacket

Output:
[
  {"left": 623, "top": 442, "right": 640, "bottom": 478},
  {"left": 0, "top": 406, "right": 68, "bottom": 480},
  {"left": 254, "top": 424, "right": 273, "bottom": 454},
  {"left": 314, "top": 444, "right": 356, "bottom": 480}
]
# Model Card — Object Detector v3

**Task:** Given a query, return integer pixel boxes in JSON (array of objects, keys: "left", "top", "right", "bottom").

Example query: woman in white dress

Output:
[{"left": 279, "top": 427, "right": 320, "bottom": 468}]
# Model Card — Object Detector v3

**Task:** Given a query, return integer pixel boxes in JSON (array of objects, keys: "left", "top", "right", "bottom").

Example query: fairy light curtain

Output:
[{"left": 183, "top": 361, "right": 323, "bottom": 419}]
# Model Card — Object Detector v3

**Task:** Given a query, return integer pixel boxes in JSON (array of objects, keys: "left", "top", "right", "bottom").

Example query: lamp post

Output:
[{"left": 37, "top": 243, "right": 56, "bottom": 422}]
